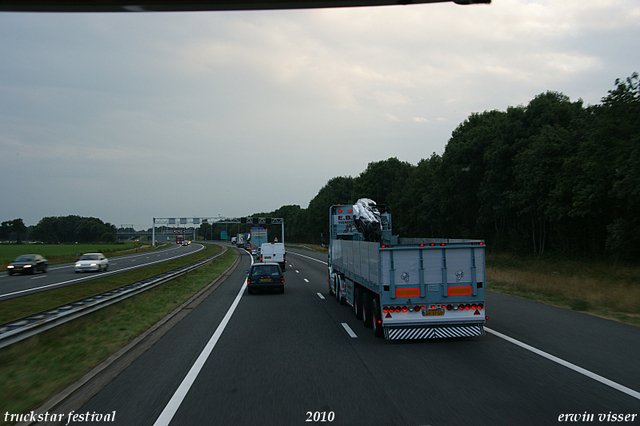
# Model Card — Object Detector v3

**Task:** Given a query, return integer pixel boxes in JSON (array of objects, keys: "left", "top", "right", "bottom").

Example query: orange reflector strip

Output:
[
  {"left": 447, "top": 286, "right": 472, "bottom": 296},
  {"left": 396, "top": 288, "right": 420, "bottom": 297}
]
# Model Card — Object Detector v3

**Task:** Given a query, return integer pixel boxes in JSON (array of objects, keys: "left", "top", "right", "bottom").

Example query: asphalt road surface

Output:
[
  {"left": 47, "top": 246, "right": 640, "bottom": 426},
  {"left": 0, "top": 243, "right": 203, "bottom": 301}
]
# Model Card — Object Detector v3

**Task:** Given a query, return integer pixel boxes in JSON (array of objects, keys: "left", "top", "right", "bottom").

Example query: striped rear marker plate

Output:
[{"left": 385, "top": 324, "right": 485, "bottom": 340}]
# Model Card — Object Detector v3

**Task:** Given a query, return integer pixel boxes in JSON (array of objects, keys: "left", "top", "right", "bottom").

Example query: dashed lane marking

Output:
[{"left": 341, "top": 323, "right": 358, "bottom": 338}]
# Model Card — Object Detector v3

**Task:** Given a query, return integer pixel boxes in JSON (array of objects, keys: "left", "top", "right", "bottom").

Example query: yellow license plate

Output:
[
  {"left": 264, "top": 256, "right": 271, "bottom": 259},
  {"left": 260, "top": 278, "right": 271, "bottom": 282},
  {"left": 423, "top": 310, "right": 444, "bottom": 316}
]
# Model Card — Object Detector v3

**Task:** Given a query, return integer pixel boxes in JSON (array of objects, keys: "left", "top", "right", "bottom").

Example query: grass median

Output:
[{"left": 0, "top": 244, "right": 238, "bottom": 424}]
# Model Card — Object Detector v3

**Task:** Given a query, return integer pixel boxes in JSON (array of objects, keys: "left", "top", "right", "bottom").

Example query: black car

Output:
[
  {"left": 247, "top": 262, "right": 284, "bottom": 294},
  {"left": 7, "top": 254, "right": 48, "bottom": 275}
]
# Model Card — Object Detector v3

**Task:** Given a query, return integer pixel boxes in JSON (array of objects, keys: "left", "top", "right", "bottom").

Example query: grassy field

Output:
[
  {"left": 486, "top": 252, "right": 640, "bottom": 327},
  {"left": 0, "top": 242, "right": 158, "bottom": 269},
  {"left": 0, "top": 245, "right": 238, "bottom": 424}
]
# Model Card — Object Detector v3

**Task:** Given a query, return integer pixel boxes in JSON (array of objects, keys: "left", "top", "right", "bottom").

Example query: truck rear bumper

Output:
[{"left": 384, "top": 323, "right": 485, "bottom": 340}]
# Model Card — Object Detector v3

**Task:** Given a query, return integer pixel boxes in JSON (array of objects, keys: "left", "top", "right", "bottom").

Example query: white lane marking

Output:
[
  {"left": 295, "top": 270, "right": 299, "bottom": 274},
  {"left": 45, "top": 247, "right": 184, "bottom": 272},
  {"left": 288, "top": 251, "right": 327, "bottom": 265},
  {"left": 341, "top": 323, "right": 358, "bottom": 338},
  {"left": 292, "top": 250, "right": 639, "bottom": 400},
  {"left": 485, "top": 327, "right": 640, "bottom": 401},
  {"left": 304, "top": 279, "right": 309, "bottom": 283},
  {"left": 154, "top": 280, "right": 248, "bottom": 426},
  {"left": 317, "top": 292, "right": 325, "bottom": 300},
  {"left": 0, "top": 245, "right": 206, "bottom": 300}
]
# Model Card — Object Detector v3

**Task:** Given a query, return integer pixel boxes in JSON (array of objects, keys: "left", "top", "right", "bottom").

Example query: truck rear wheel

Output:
[
  {"left": 362, "top": 292, "right": 373, "bottom": 328},
  {"left": 354, "top": 287, "right": 364, "bottom": 320},
  {"left": 372, "top": 297, "right": 384, "bottom": 338}
]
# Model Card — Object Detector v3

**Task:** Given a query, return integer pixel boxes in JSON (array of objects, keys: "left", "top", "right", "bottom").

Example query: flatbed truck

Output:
[{"left": 328, "top": 200, "right": 486, "bottom": 340}]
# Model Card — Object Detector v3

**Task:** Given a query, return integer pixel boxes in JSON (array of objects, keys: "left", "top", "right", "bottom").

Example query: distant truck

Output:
[
  {"left": 231, "top": 237, "right": 237, "bottom": 245},
  {"left": 261, "top": 242, "right": 286, "bottom": 270},
  {"left": 250, "top": 227, "right": 268, "bottom": 255},
  {"left": 176, "top": 235, "right": 184, "bottom": 245},
  {"left": 236, "top": 233, "right": 246, "bottom": 248},
  {"left": 328, "top": 199, "right": 486, "bottom": 340}
]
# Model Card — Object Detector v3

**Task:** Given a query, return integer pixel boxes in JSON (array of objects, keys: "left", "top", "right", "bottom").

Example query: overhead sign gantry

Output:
[{"left": 151, "top": 217, "right": 284, "bottom": 246}]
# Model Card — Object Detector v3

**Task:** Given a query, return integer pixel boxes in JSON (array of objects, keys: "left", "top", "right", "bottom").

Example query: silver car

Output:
[{"left": 75, "top": 253, "right": 109, "bottom": 273}]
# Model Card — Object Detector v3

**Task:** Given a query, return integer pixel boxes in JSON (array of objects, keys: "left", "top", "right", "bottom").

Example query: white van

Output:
[{"left": 260, "top": 242, "right": 286, "bottom": 270}]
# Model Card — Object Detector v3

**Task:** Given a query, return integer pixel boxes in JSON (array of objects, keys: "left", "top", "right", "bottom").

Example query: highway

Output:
[
  {"left": 0, "top": 244, "right": 203, "bottom": 302},
  {"left": 46, "top": 246, "right": 639, "bottom": 426}
]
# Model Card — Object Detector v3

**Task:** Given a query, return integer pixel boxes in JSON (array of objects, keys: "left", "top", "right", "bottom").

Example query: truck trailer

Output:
[
  {"left": 328, "top": 199, "right": 486, "bottom": 340},
  {"left": 250, "top": 227, "right": 268, "bottom": 255}
]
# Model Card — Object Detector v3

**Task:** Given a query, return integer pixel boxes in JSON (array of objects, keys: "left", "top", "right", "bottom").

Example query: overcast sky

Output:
[{"left": 1, "top": 0, "right": 638, "bottom": 229}]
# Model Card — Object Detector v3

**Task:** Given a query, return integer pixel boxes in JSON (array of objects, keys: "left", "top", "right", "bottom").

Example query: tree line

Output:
[
  {"left": 259, "top": 73, "right": 640, "bottom": 261},
  {"left": 1, "top": 216, "right": 118, "bottom": 244},
  {"left": 0, "top": 219, "right": 28, "bottom": 243}
]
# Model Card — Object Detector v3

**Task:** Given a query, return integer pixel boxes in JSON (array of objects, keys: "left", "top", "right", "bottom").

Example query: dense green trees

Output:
[
  {"left": 260, "top": 73, "right": 639, "bottom": 261},
  {"left": 0, "top": 219, "right": 28, "bottom": 243},
  {"left": 30, "top": 216, "right": 117, "bottom": 244}
]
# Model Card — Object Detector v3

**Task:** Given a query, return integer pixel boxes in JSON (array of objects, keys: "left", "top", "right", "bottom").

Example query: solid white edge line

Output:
[
  {"left": 153, "top": 256, "right": 251, "bottom": 426},
  {"left": 287, "top": 251, "right": 639, "bottom": 401},
  {"left": 288, "top": 251, "right": 327, "bottom": 265},
  {"left": 317, "top": 292, "right": 325, "bottom": 300},
  {"left": 341, "top": 323, "right": 358, "bottom": 338},
  {"left": 485, "top": 327, "right": 640, "bottom": 401}
]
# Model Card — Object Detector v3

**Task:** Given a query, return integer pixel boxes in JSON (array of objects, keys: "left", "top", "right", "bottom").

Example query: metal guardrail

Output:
[{"left": 0, "top": 247, "right": 227, "bottom": 349}]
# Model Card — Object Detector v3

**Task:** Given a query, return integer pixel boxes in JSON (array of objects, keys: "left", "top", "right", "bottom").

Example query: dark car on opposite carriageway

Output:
[{"left": 7, "top": 254, "right": 48, "bottom": 275}]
